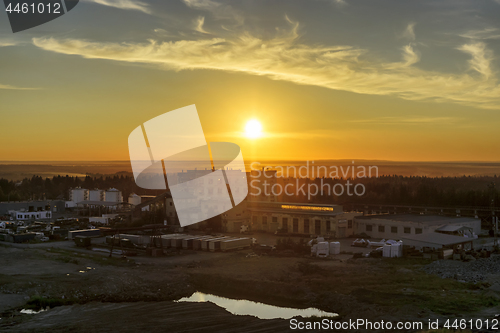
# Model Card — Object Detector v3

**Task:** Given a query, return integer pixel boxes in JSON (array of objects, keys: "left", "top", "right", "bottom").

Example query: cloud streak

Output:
[
  {"left": 349, "top": 116, "right": 459, "bottom": 125},
  {"left": 459, "top": 28, "right": 500, "bottom": 40},
  {"left": 182, "top": 0, "right": 243, "bottom": 24},
  {"left": 0, "top": 40, "right": 21, "bottom": 47},
  {"left": 83, "top": 0, "right": 151, "bottom": 14},
  {"left": 32, "top": 27, "right": 500, "bottom": 109},
  {"left": 0, "top": 84, "right": 39, "bottom": 90}
]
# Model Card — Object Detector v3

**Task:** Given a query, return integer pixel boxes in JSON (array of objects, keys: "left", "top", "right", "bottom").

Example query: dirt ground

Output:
[{"left": 0, "top": 239, "right": 499, "bottom": 332}]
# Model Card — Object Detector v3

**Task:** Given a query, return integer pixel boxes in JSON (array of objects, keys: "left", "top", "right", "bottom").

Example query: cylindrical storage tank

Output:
[
  {"left": 105, "top": 188, "right": 123, "bottom": 202},
  {"left": 89, "top": 189, "right": 105, "bottom": 202},
  {"left": 128, "top": 193, "right": 141, "bottom": 206}
]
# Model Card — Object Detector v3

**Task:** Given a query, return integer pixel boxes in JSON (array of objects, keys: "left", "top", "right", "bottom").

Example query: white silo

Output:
[
  {"left": 128, "top": 193, "right": 141, "bottom": 206},
  {"left": 89, "top": 189, "right": 105, "bottom": 202},
  {"left": 105, "top": 188, "right": 123, "bottom": 203},
  {"left": 70, "top": 188, "right": 89, "bottom": 203}
]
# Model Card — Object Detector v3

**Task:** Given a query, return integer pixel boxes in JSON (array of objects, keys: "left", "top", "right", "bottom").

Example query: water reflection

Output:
[
  {"left": 176, "top": 292, "right": 338, "bottom": 319},
  {"left": 20, "top": 308, "right": 47, "bottom": 315}
]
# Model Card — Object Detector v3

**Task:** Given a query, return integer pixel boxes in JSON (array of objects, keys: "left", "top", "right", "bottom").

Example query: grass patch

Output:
[
  {"left": 55, "top": 256, "right": 79, "bottom": 265},
  {"left": 296, "top": 261, "right": 328, "bottom": 276},
  {"left": 302, "top": 258, "right": 498, "bottom": 315}
]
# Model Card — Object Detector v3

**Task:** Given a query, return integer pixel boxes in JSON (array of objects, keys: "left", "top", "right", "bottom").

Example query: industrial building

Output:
[
  {"left": 11, "top": 210, "right": 52, "bottom": 221},
  {"left": 0, "top": 200, "right": 65, "bottom": 216},
  {"left": 89, "top": 214, "right": 119, "bottom": 225},
  {"left": 354, "top": 214, "right": 481, "bottom": 239},
  {"left": 219, "top": 168, "right": 363, "bottom": 234},
  {"left": 247, "top": 201, "right": 361, "bottom": 236},
  {"left": 66, "top": 187, "right": 124, "bottom": 209},
  {"left": 220, "top": 200, "right": 362, "bottom": 235},
  {"left": 401, "top": 233, "right": 475, "bottom": 251}
]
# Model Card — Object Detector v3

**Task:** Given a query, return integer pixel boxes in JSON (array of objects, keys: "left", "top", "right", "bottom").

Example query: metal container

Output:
[
  {"left": 203, "top": 236, "right": 230, "bottom": 251},
  {"left": 219, "top": 238, "right": 251, "bottom": 252},
  {"left": 68, "top": 229, "right": 101, "bottom": 240}
]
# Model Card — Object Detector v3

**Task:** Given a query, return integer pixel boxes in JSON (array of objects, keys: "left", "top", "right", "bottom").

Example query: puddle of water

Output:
[
  {"left": 20, "top": 308, "right": 47, "bottom": 315},
  {"left": 176, "top": 292, "right": 338, "bottom": 319},
  {"left": 79, "top": 267, "right": 95, "bottom": 273}
]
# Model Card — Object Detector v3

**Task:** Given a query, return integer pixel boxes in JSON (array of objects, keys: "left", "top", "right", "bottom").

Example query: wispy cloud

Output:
[
  {"left": 459, "top": 27, "right": 500, "bottom": 40},
  {"left": 32, "top": 22, "right": 500, "bottom": 110},
  {"left": 457, "top": 42, "right": 492, "bottom": 78},
  {"left": 402, "top": 22, "right": 416, "bottom": 41},
  {"left": 182, "top": 0, "right": 243, "bottom": 24},
  {"left": 349, "top": 116, "right": 459, "bottom": 124},
  {"left": 326, "top": 0, "right": 347, "bottom": 6},
  {"left": 0, "top": 40, "right": 21, "bottom": 47},
  {"left": 0, "top": 84, "right": 39, "bottom": 90},
  {"left": 194, "top": 16, "right": 210, "bottom": 34},
  {"left": 183, "top": 0, "right": 220, "bottom": 11},
  {"left": 83, "top": 0, "right": 151, "bottom": 14}
]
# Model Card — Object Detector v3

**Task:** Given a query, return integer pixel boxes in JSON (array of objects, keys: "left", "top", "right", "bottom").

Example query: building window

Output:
[
  {"left": 378, "top": 225, "right": 384, "bottom": 232},
  {"left": 404, "top": 227, "right": 411, "bottom": 234},
  {"left": 348, "top": 220, "right": 353, "bottom": 228},
  {"left": 391, "top": 226, "right": 398, "bottom": 233},
  {"left": 272, "top": 216, "right": 278, "bottom": 223},
  {"left": 304, "top": 219, "right": 310, "bottom": 233},
  {"left": 415, "top": 228, "right": 422, "bottom": 234},
  {"left": 315, "top": 220, "right": 321, "bottom": 235},
  {"left": 282, "top": 218, "right": 288, "bottom": 231},
  {"left": 326, "top": 221, "right": 331, "bottom": 232},
  {"left": 293, "top": 218, "right": 299, "bottom": 233},
  {"left": 262, "top": 216, "right": 268, "bottom": 225},
  {"left": 366, "top": 225, "right": 372, "bottom": 232}
]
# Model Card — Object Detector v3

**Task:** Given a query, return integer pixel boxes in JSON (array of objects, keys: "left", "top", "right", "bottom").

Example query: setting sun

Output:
[{"left": 245, "top": 119, "right": 263, "bottom": 139}]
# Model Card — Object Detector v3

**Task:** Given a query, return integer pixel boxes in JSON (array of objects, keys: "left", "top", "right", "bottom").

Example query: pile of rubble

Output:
[{"left": 423, "top": 254, "right": 500, "bottom": 283}]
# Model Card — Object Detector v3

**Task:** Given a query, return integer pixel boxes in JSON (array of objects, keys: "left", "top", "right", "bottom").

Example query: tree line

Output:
[
  {"left": 0, "top": 174, "right": 162, "bottom": 202},
  {"left": 1, "top": 173, "right": 499, "bottom": 209}
]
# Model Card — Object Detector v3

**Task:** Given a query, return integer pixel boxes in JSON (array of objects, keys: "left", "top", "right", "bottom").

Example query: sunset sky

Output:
[{"left": 1, "top": 0, "right": 500, "bottom": 161}]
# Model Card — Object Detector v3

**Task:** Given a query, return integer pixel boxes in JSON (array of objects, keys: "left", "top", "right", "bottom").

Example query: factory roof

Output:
[
  {"left": 402, "top": 233, "right": 474, "bottom": 246},
  {"left": 436, "top": 225, "right": 473, "bottom": 232},
  {"left": 76, "top": 201, "right": 124, "bottom": 206},
  {"left": 356, "top": 214, "right": 478, "bottom": 226}
]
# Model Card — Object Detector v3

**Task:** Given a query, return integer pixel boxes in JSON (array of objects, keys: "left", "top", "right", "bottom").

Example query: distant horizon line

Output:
[{"left": 2, "top": 159, "right": 500, "bottom": 164}]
